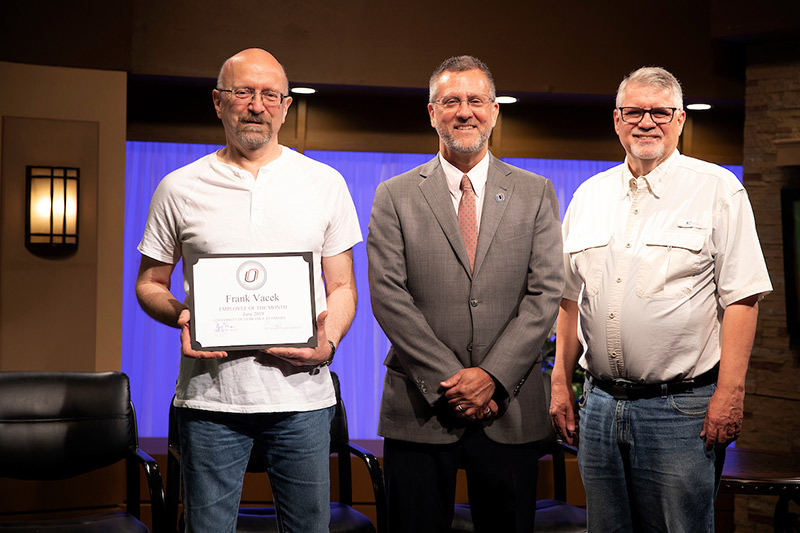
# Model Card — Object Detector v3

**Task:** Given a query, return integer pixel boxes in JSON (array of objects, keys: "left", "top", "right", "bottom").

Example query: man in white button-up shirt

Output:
[{"left": 550, "top": 66, "right": 772, "bottom": 532}]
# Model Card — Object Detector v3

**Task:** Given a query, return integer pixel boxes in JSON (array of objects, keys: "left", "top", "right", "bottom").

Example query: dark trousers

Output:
[{"left": 384, "top": 429, "right": 540, "bottom": 533}]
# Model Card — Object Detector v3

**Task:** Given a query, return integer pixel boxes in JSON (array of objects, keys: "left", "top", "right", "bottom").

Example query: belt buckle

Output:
[
  {"left": 611, "top": 382, "right": 629, "bottom": 400},
  {"left": 673, "top": 378, "right": 694, "bottom": 394}
]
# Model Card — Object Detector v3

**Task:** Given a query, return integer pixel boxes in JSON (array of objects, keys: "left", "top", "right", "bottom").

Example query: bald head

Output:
[
  {"left": 217, "top": 48, "right": 289, "bottom": 94},
  {"left": 213, "top": 48, "right": 293, "bottom": 157}
]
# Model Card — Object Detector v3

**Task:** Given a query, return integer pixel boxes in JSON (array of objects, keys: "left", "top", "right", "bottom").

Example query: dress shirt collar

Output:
[
  {"left": 622, "top": 149, "right": 681, "bottom": 200},
  {"left": 439, "top": 152, "right": 490, "bottom": 200}
]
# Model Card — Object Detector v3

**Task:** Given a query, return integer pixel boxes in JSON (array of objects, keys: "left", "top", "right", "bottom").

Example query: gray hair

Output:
[
  {"left": 429, "top": 55, "right": 496, "bottom": 102},
  {"left": 616, "top": 66, "right": 683, "bottom": 110}
]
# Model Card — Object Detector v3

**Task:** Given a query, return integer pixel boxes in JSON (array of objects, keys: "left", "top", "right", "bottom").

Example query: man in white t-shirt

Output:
[
  {"left": 549, "top": 66, "right": 772, "bottom": 532},
  {"left": 136, "top": 48, "right": 361, "bottom": 533}
]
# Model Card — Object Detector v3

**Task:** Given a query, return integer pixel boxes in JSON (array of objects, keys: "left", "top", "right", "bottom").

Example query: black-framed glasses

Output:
[
  {"left": 432, "top": 94, "right": 494, "bottom": 110},
  {"left": 217, "top": 87, "right": 288, "bottom": 106},
  {"left": 618, "top": 107, "right": 678, "bottom": 124}
]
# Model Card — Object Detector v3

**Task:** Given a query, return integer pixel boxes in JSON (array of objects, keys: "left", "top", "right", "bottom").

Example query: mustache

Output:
[{"left": 239, "top": 113, "right": 268, "bottom": 124}]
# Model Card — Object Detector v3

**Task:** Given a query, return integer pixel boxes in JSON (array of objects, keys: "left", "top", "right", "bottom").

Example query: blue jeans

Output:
[
  {"left": 176, "top": 406, "right": 334, "bottom": 533},
  {"left": 577, "top": 379, "right": 722, "bottom": 533}
]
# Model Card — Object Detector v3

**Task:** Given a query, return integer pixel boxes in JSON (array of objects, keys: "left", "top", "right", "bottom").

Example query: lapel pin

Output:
[{"left": 495, "top": 192, "right": 505, "bottom": 202}]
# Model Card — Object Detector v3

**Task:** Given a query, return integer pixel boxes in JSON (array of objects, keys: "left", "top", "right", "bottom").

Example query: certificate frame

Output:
[{"left": 188, "top": 252, "right": 317, "bottom": 352}]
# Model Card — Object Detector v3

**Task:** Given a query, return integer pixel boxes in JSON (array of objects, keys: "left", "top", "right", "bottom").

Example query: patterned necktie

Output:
[{"left": 458, "top": 174, "right": 478, "bottom": 271}]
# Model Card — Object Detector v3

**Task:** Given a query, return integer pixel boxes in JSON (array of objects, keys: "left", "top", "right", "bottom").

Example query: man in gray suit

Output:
[{"left": 367, "top": 55, "right": 564, "bottom": 533}]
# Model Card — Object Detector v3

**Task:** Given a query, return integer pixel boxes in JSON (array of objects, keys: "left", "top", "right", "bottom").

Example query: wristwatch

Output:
[
  {"left": 322, "top": 340, "right": 336, "bottom": 366},
  {"left": 310, "top": 341, "right": 336, "bottom": 375}
]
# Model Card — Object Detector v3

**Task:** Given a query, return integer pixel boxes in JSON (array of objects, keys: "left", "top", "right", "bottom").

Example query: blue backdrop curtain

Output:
[{"left": 122, "top": 141, "right": 742, "bottom": 439}]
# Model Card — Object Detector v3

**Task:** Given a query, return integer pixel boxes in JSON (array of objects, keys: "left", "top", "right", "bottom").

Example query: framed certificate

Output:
[{"left": 188, "top": 252, "right": 317, "bottom": 351}]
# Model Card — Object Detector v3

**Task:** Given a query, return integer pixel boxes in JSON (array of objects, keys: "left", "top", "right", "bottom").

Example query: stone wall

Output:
[{"left": 737, "top": 40, "right": 800, "bottom": 532}]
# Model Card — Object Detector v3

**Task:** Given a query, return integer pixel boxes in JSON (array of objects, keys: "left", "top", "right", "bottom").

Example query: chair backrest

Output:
[
  {"left": 329, "top": 372, "right": 356, "bottom": 505},
  {"left": 0, "top": 371, "right": 134, "bottom": 480},
  {"left": 329, "top": 371, "right": 350, "bottom": 450}
]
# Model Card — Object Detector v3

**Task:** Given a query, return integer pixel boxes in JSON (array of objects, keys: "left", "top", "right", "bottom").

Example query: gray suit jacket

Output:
[{"left": 367, "top": 154, "right": 564, "bottom": 445}]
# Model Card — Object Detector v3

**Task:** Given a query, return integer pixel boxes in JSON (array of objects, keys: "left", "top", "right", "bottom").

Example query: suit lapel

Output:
[
  {"left": 418, "top": 158, "right": 473, "bottom": 277},
  {"left": 474, "top": 155, "right": 513, "bottom": 274}
]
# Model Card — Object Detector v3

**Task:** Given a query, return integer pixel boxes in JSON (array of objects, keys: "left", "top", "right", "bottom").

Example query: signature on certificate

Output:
[{"left": 215, "top": 321, "right": 236, "bottom": 333}]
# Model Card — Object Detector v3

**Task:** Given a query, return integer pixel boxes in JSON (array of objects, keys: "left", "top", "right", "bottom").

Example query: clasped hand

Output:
[{"left": 440, "top": 367, "right": 497, "bottom": 421}]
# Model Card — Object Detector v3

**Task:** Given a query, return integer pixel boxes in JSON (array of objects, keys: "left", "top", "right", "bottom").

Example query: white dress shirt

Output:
[
  {"left": 562, "top": 150, "right": 772, "bottom": 382},
  {"left": 439, "top": 152, "right": 490, "bottom": 227}
]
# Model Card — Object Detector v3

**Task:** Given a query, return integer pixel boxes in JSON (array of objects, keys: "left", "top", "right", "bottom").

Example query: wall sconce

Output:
[{"left": 25, "top": 165, "right": 79, "bottom": 258}]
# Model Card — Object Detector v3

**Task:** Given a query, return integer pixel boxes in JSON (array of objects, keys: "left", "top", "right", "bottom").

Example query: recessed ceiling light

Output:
[
  {"left": 291, "top": 87, "right": 316, "bottom": 95},
  {"left": 686, "top": 103, "right": 711, "bottom": 111},
  {"left": 495, "top": 96, "right": 518, "bottom": 104}
]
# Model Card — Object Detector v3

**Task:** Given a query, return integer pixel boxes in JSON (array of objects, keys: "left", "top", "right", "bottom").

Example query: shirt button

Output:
[
  {"left": 616, "top": 277, "right": 622, "bottom": 283},
  {"left": 626, "top": 243, "right": 632, "bottom": 248},
  {"left": 470, "top": 298, "right": 478, "bottom": 307},
  {"left": 610, "top": 351, "right": 618, "bottom": 358},
  {"left": 633, "top": 209, "right": 639, "bottom": 214},
  {"left": 609, "top": 312, "right": 615, "bottom": 319}
]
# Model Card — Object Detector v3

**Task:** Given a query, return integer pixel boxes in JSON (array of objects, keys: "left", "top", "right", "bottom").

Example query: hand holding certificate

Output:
[{"left": 189, "top": 253, "right": 317, "bottom": 352}]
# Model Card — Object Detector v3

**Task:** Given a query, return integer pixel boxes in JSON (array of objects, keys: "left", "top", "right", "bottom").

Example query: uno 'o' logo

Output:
[{"left": 236, "top": 261, "right": 267, "bottom": 290}]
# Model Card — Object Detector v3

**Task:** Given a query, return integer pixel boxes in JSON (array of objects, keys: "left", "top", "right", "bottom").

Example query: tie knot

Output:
[{"left": 460, "top": 175, "right": 473, "bottom": 192}]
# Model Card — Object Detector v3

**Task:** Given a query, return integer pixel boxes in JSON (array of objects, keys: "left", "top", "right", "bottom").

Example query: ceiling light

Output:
[
  {"left": 495, "top": 96, "right": 518, "bottom": 104},
  {"left": 686, "top": 103, "right": 711, "bottom": 111},
  {"left": 291, "top": 87, "right": 316, "bottom": 95}
]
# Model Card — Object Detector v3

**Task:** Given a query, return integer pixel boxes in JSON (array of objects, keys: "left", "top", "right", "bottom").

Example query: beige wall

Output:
[
  {"left": 735, "top": 42, "right": 800, "bottom": 531},
  {"left": 0, "top": 62, "right": 126, "bottom": 371}
]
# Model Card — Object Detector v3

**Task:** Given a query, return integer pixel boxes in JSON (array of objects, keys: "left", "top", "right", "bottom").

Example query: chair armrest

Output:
[
  {"left": 559, "top": 441, "right": 578, "bottom": 456},
  {"left": 133, "top": 447, "right": 168, "bottom": 533},
  {"left": 347, "top": 442, "right": 387, "bottom": 533},
  {"left": 168, "top": 443, "right": 181, "bottom": 461},
  {"left": 165, "top": 443, "right": 182, "bottom": 532}
]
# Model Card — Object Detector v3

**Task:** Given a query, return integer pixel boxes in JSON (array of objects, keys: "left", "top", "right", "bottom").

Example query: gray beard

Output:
[
  {"left": 630, "top": 142, "right": 664, "bottom": 162},
  {"left": 437, "top": 125, "right": 490, "bottom": 154},
  {"left": 236, "top": 129, "right": 272, "bottom": 150},
  {"left": 236, "top": 113, "right": 273, "bottom": 150}
]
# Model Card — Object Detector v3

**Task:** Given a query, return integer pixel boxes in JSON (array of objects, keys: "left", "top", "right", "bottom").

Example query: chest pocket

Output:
[
  {"left": 565, "top": 235, "right": 611, "bottom": 297},
  {"left": 635, "top": 230, "right": 706, "bottom": 299}
]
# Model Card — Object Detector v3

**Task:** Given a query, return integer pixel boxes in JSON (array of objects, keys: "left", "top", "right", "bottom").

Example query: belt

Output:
[{"left": 587, "top": 364, "right": 719, "bottom": 401}]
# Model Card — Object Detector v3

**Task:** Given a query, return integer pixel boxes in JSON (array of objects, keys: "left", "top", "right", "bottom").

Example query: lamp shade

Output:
[{"left": 25, "top": 166, "right": 79, "bottom": 257}]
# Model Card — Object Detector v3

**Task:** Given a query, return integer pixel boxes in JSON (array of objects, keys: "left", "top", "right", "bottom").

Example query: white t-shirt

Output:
[
  {"left": 562, "top": 151, "right": 772, "bottom": 382},
  {"left": 138, "top": 147, "right": 362, "bottom": 412}
]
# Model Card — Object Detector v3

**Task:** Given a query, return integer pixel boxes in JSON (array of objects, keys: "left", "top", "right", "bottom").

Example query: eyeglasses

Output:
[
  {"left": 217, "top": 88, "right": 288, "bottom": 106},
  {"left": 432, "top": 95, "right": 494, "bottom": 110},
  {"left": 618, "top": 107, "right": 679, "bottom": 124}
]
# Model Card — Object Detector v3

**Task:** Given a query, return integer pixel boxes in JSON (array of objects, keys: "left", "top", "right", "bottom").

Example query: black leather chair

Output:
[
  {"left": 0, "top": 371, "right": 167, "bottom": 533},
  {"left": 450, "top": 371, "right": 587, "bottom": 532},
  {"left": 166, "top": 372, "right": 386, "bottom": 533}
]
